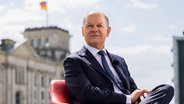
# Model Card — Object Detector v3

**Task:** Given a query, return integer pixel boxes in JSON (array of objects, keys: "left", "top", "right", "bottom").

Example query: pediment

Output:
[{"left": 11, "top": 39, "right": 39, "bottom": 59}]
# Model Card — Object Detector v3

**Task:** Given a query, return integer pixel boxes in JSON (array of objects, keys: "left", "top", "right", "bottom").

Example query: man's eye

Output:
[
  {"left": 86, "top": 25, "right": 93, "bottom": 27},
  {"left": 97, "top": 25, "right": 103, "bottom": 27}
]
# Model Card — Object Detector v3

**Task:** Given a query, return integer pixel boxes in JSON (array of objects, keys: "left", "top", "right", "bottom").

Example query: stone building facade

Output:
[
  {"left": 23, "top": 26, "right": 70, "bottom": 62},
  {"left": 0, "top": 26, "right": 70, "bottom": 104}
]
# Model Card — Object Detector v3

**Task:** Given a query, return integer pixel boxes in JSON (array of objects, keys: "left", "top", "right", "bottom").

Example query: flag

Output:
[{"left": 40, "top": 1, "right": 47, "bottom": 10}]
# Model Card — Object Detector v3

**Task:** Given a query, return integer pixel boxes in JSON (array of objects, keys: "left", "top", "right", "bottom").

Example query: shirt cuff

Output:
[{"left": 126, "top": 95, "right": 131, "bottom": 104}]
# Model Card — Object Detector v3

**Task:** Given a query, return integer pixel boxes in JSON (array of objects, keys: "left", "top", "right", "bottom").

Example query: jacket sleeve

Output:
[{"left": 63, "top": 56, "right": 128, "bottom": 103}]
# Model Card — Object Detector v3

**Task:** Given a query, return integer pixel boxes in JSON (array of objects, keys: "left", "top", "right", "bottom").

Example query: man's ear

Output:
[
  {"left": 107, "top": 26, "right": 111, "bottom": 37},
  {"left": 82, "top": 27, "right": 84, "bottom": 36}
]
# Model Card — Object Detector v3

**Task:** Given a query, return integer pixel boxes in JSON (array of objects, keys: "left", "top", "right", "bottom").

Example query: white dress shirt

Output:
[{"left": 84, "top": 44, "right": 131, "bottom": 104}]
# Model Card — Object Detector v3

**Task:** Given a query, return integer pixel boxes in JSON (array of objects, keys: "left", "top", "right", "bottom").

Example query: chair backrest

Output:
[{"left": 50, "top": 80, "right": 70, "bottom": 104}]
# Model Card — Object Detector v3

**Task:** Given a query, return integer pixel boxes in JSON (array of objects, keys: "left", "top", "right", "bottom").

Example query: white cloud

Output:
[
  {"left": 121, "top": 24, "right": 136, "bottom": 33},
  {"left": 42, "top": 0, "right": 100, "bottom": 13},
  {"left": 0, "top": 0, "right": 101, "bottom": 34},
  {"left": 129, "top": 0, "right": 158, "bottom": 9},
  {"left": 0, "top": 0, "right": 44, "bottom": 33},
  {"left": 0, "top": 4, "right": 6, "bottom": 12},
  {"left": 107, "top": 44, "right": 173, "bottom": 89},
  {"left": 0, "top": 32, "right": 24, "bottom": 42},
  {"left": 168, "top": 24, "right": 178, "bottom": 29},
  {"left": 0, "top": 9, "right": 42, "bottom": 25},
  {"left": 0, "top": 8, "right": 43, "bottom": 34},
  {"left": 108, "top": 44, "right": 171, "bottom": 56},
  {"left": 149, "top": 34, "right": 171, "bottom": 43}
]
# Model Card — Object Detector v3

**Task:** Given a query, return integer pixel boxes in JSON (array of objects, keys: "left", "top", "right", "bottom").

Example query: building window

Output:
[
  {"left": 15, "top": 67, "right": 24, "bottom": 84},
  {"left": 49, "top": 92, "right": 51, "bottom": 100},
  {"left": 38, "top": 39, "right": 42, "bottom": 47},
  {"left": 45, "top": 38, "right": 50, "bottom": 47},
  {"left": 41, "top": 76, "right": 44, "bottom": 87},
  {"left": 15, "top": 68, "right": 18, "bottom": 84},
  {"left": 20, "top": 68, "right": 24, "bottom": 84},
  {"left": 15, "top": 91, "right": 21, "bottom": 104},
  {"left": 34, "top": 75, "right": 39, "bottom": 86},
  {"left": 49, "top": 77, "right": 52, "bottom": 84},
  {"left": 41, "top": 91, "right": 44, "bottom": 100},
  {"left": 34, "top": 91, "right": 37, "bottom": 100},
  {"left": 0, "top": 85, "right": 2, "bottom": 104},
  {"left": 31, "top": 39, "right": 34, "bottom": 47}
]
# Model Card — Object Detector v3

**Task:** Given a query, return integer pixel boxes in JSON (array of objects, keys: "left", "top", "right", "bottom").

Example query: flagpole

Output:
[
  {"left": 40, "top": 1, "right": 49, "bottom": 27},
  {"left": 46, "top": 0, "right": 48, "bottom": 27}
]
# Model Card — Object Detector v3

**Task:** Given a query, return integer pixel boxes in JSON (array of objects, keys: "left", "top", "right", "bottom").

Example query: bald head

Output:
[
  {"left": 81, "top": 11, "right": 111, "bottom": 50},
  {"left": 83, "top": 11, "right": 109, "bottom": 26}
]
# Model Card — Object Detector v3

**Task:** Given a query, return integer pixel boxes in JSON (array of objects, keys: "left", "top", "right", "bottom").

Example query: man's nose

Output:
[{"left": 91, "top": 26, "right": 98, "bottom": 32}]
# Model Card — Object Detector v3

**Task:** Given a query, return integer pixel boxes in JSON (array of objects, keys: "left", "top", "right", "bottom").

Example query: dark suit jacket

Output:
[{"left": 64, "top": 47, "right": 138, "bottom": 104}]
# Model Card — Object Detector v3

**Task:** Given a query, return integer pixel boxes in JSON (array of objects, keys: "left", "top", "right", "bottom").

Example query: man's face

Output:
[{"left": 82, "top": 13, "right": 111, "bottom": 50}]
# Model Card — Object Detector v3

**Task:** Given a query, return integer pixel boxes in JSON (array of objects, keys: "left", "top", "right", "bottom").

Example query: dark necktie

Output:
[{"left": 98, "top": 50, "right": 125, "bottom": 93}]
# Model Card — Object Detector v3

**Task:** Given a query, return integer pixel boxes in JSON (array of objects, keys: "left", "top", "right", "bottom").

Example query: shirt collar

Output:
[{"left": 84, "top": 44, "right": 107, "bottom": 56}]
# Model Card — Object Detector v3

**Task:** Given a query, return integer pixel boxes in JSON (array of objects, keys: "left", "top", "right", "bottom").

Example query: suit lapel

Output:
[
  {"left": 106, "top": 51, "right": 130, "bottom": 91},
  {"left": 78, "top": 47, "right": 109, "bottom": 78},
  {"left": 78, "top": 47, "right": 131, "bottom": 93}
]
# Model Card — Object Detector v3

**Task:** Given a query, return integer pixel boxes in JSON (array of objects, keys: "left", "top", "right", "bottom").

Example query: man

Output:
[{"left": 63, "top": 11, "right": 174, "bottom": 104}]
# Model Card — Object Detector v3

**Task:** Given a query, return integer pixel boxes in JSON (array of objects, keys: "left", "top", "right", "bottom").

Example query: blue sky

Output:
[{"left": 1, "top": 0, "right": 184, "bottom": 103}]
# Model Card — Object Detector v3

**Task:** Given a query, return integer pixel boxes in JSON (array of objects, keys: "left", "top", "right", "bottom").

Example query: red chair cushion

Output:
[{"left": 50, "top": 80, "right": 70, "bottom": 104}]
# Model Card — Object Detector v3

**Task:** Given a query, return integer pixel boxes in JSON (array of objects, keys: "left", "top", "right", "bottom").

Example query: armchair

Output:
[{"left": 50, "top": 80, "right": 70, "bottom": 104}]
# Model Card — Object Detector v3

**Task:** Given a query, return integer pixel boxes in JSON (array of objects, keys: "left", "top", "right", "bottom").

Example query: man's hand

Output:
[{"left": 131, "top": 89, "right": 151, "bottom": 104}]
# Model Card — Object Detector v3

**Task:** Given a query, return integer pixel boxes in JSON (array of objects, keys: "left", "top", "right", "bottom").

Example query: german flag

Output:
[{"left": 40, "top": 1, "right": 47, "bottom": 10}]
